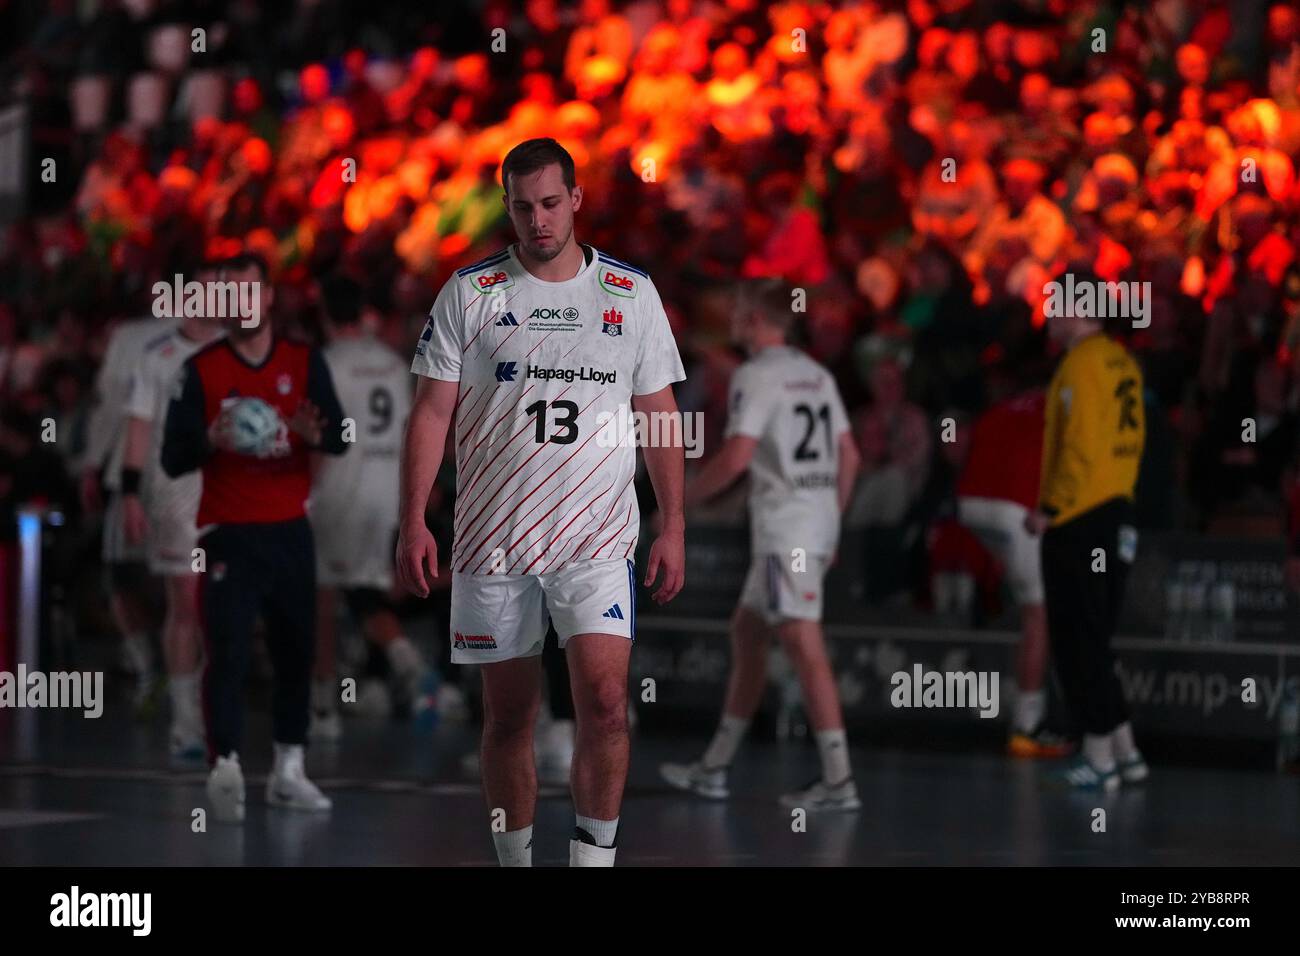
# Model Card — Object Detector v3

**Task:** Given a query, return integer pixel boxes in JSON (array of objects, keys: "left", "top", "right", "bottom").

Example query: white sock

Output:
[
  {"left": 815, "top": 728, "right": 851, "bottom": 784},
  {"left": 570, "top": 840, "right": 617, "bottom": 867},
  {"left": 575, "top": 814, "right": 618, "bottom": 848},
  {"left": 1014, "top": 688, "right": 1045, "bottom": 734},
  {"left": 272, "top": 742, "right": 305, "bottom": 777},
  {"left": 169, "top": 672, "right": 202, "bottom": 725},
  {"left": 492, "top": 825, "right": 534, "bottom": 867},
  {"left": 311, "top": 678, "right": 337, "bottom": 714},
  {"left": 1111, "top": 722, "right": 1138, "bottom": 760},
  {"left": 702, "top": 714, "right": 749, "bottom": 769},
  {"left": 385, "top": 636, "right": 424, "bottom": 677},
  {"left": 1083, "top": 733, "right": 1115, "bottom": 772}
]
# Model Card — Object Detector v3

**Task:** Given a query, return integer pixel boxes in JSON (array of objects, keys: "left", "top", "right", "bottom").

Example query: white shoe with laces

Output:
[
  {"left": 778, "top": 776, "right": 861, "bottom": 812},
  {"left": 206, "top": 753, "right": 246, "bottom": 824},
  {"left": 659, "top": 760, "right": 729, "bottom": 799},
  {"left": 266, "top": 744, "right": 332, "bottom": 812}
]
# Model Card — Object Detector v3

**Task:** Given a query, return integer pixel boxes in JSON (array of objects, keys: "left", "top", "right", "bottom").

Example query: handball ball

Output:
[{"left": 228, "top": 397, "right": 282, "bottom": 454}]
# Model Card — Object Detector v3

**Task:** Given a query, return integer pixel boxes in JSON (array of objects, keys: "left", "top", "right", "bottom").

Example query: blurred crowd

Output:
[{"left": 4, "top": 0, "right": 1300, "bottom": 610}]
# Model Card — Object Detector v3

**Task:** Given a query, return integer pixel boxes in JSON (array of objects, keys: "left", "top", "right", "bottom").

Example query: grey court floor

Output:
[{"left": 2, "top": 701, "right": 1299, "bottom": 867}]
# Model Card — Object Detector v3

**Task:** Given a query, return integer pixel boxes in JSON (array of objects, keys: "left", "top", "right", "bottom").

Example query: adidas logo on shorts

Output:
[
  {"left": 453, "top": 632, "right": 497, "bottom": 650},
  {"left": 601, "top": 604, "right": 625, "bottom": 620}
]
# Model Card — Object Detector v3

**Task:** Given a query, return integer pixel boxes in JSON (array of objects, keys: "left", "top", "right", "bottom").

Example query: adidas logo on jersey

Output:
[
  {"left": 495, "top": 312, "right": 519, "bottom": 327},
  {"left": 527, "top": 365, "right": 616, "bottom": 384},
  {"left": 601, "top": 604, "right": 625, "bottom": 620},
  {"left": 453, "top": 632, "right": 497, "bottom": 650}
]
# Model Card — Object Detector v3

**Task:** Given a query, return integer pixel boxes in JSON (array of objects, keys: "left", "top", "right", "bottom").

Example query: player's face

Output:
[
  {"left": 504, "top": 163, "right": 581, "bottom": 262},
  {"left": 220, "top": 264, "right": 274, "bottom": 339}
]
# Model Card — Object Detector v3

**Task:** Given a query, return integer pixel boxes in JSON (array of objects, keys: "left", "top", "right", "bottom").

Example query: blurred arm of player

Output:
[
  {"left": 634, "top": 385, "right": 686, "bottom": 604},
  {"left": 291, "top": 349, "right": 351, "bottom": 453},
  {"left": 162, "top": 360, "right": 225, "bottom": 476},
  {"left": 683, "top": 434, "right": 757, "bottom": 509},
  {"left": 79, "top": 331, "right": 125, "bottom": 514},
  {"left": 121, "top": 415, "right": 151, "bottom": 546},
  {"left": 396, "top": 377, "right": 458, "bottom": 598}
]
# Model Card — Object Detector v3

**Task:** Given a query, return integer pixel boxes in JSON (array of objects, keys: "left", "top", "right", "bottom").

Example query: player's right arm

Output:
[
  {"left": 397, "top": 377, "right": 459, "bottom": 597},
  {"left": 80, "top": 328, "right": 127, "bottom": 513},
  {"left": 398, "top": 281, "right": 463, "bottom": 598}
]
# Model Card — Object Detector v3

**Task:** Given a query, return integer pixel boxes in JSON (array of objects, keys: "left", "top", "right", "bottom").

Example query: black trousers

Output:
[
  {"left": 199, "top": 518, "right": 316, "bottom": 760},
  {"left": 1041, "top": 497, "right": 1135, "bottom": 737}
]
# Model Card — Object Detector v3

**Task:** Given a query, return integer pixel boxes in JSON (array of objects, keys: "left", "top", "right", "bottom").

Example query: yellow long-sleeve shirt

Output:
[{"left": 1040, "top": 333, "right": 1145, "bottom": 526}]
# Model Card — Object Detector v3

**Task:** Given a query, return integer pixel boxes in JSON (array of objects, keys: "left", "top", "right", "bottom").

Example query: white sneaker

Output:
[
  {"left": 207, "top": 753, "right": 246, "bottom": 824},
  {"left": 659, "top": 760, "right": 729, "bottom": 799},
  {"left": 778, "top": 777, "right": 861, "bottom": 812},
  {"left": 266, "top": 744, "right": 332, "bottom": 812},
  {"left": 308, "top": 711, "right": 343, "bottom": 742}
]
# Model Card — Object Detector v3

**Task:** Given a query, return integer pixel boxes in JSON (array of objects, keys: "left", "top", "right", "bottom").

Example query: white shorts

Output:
[
  {"left": 143, "top": 476, "right": 202, "bottom": 576},
  {"left": 957, "top": 496, "right": 1044, "bottom": 605},
  {"left": 449, "top": 558, "right": 636, "bottom": 664},
  {"left": 102, "top": 493, "right": 145, "bottom": 564},
  {"left": 313, "top": 506, "right": 396, "bottom": 590},
  {"left": 738, "top": 553, "right": 828, "bottom": 625}
]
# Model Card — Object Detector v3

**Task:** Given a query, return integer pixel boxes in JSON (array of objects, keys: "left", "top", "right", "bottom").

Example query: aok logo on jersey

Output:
[
  {"left": 599, "top": 269, "right": 638, "bottom": 298},
  {"left": 526, "top": 306, "right": 581, "bottom": 332},
  {"left": 473, "top": 269, "right": 513, "bottom": 293}
]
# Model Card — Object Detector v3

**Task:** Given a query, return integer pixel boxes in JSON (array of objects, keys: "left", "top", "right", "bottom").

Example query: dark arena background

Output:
[{"left": 0, "top": 0, "right": 1298, "bottom": 935}]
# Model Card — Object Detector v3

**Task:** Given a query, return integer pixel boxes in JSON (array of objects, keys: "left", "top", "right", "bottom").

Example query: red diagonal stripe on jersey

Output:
[
  {"left": 572, "top": 473, "right": 634, "bottom": 557},
  {"left": 455, "top": 388, "right": 493, "bottom": 449},
  {"left": 520, "top": 480, "right": 617, "bottom": 574},
  {"left": 456, "top": 385, "right": 572, "bottom": 512},
  {"left": 591, "top": 502, "right": 635, "bottom": 559},
  {"left": 459, "top": 382, "right": 536, "bottom": 460},
  {"left": 454, "top": 393, "right": 608, "bottom": 569},
  {"left": 464, "top": 289, "right": 522, "bottom": 353},
  {"left": 453, "top": 390, "right": 606, "bottom": 565},
  {"left": 481, "top": 443, "right": 620, "bottom": 574},
  {"left": 489, "top": 319, "right": 526, "bottom": 358},
  {"left": 526, "top": 330, "right": 556, "bottom": 357}
]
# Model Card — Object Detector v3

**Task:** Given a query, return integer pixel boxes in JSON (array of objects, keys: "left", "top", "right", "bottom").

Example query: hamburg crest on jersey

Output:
[
  {"left": 599, "top": 268, "right": 637, "bottom": 298},
  {"left": 602, "top": 307, "right": 623, "bottom": 336}
]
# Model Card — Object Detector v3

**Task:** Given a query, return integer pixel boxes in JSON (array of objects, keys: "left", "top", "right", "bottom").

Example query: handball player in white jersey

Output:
[
  {"left": 121, "top": 261, "right": 224, "bottom": 758},
  {"left": 661, "top": 279, "right": 863, "bottom": 811},
  {"left": 397, "top": 138, "right": 686, "bottom": 867}
]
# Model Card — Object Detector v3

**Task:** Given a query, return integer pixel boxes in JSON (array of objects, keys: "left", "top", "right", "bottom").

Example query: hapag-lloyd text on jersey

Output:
[{"left": 595, "top": 403, "right": 703, "bottom": 458}]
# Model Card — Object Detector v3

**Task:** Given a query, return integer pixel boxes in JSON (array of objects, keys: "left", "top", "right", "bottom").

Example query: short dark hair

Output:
[
  {"left": 501, "top": 138, "right": 576, "bottom": 196},
  {"left": 319, "top": 275, "right": 363, "bottom": 326},
  {"left": 221, "top": 252, "right": 269, "bottom": 281}
]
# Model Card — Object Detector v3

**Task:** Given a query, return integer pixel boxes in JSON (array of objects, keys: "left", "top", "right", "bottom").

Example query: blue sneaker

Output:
[
  {"left": 1060, "top": 757, "right": 1120, "bottom": 792},
  {"left": 1117, "top": 750, "right": 1149, "bottom": 784}
]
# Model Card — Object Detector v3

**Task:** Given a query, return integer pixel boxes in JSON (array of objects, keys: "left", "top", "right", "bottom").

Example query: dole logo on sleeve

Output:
[{"left": 599, "top": 269, "right": 637, "bottom": 298}]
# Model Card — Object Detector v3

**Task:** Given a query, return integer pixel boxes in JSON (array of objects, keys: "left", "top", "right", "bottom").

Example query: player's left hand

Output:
[
  {"left": 288, "top": 400, "right": 326, "bottom": 447},
  {"left": 644, "top": 523, "right": 685, "bottom": 604},
  {"left": 1023, "top": 509, "right": 1050, "bottom": 536}
]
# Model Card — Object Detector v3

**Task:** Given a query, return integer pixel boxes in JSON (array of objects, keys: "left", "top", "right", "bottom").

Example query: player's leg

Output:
[
  {"left": 451, "top": 570, "right": 546, "bottom": 866},
  {"left": 1042, "top": 511, "right": 1119, "bottom": 791},
  {"left": 480, "top": 655, "right": 543, "bottom": 866},
  {"left": 354, "top": 594, "right": 431, "bottom": 715},
  {"left": 660, "top": 601, "right": 769, "bottom": 799},
  {"left": 199, "top": 525, "right": 259, "bottom": 823},
  {"left": 545, "top": 557, "right": 635, "bottom": 866},
  {"left": 105, "top": 495, "right": 158, "bottom": 713},
  {"left": 536, "top": 624, "right": 575, "bottom": 784},
  {"left": 309, "top": 586, "right": 342, "bottom": 740},
  {"left": 998, "top": 499, "right": 1072, "bottom": 757},
  {"left": 770, "top": 555, "right": 859, "bottom": 811},
  {"left": 161, "top": 572, "right": 205, "bottom": 759},
  {"left": 262, "top": 518, "right": 331, "bottom": 812},
  {"left": 1102, "top": 503, "right": 1146, "bottom": 782},
  {"left": 565, "top": 633, "right": 630, "bottom": 865}
]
